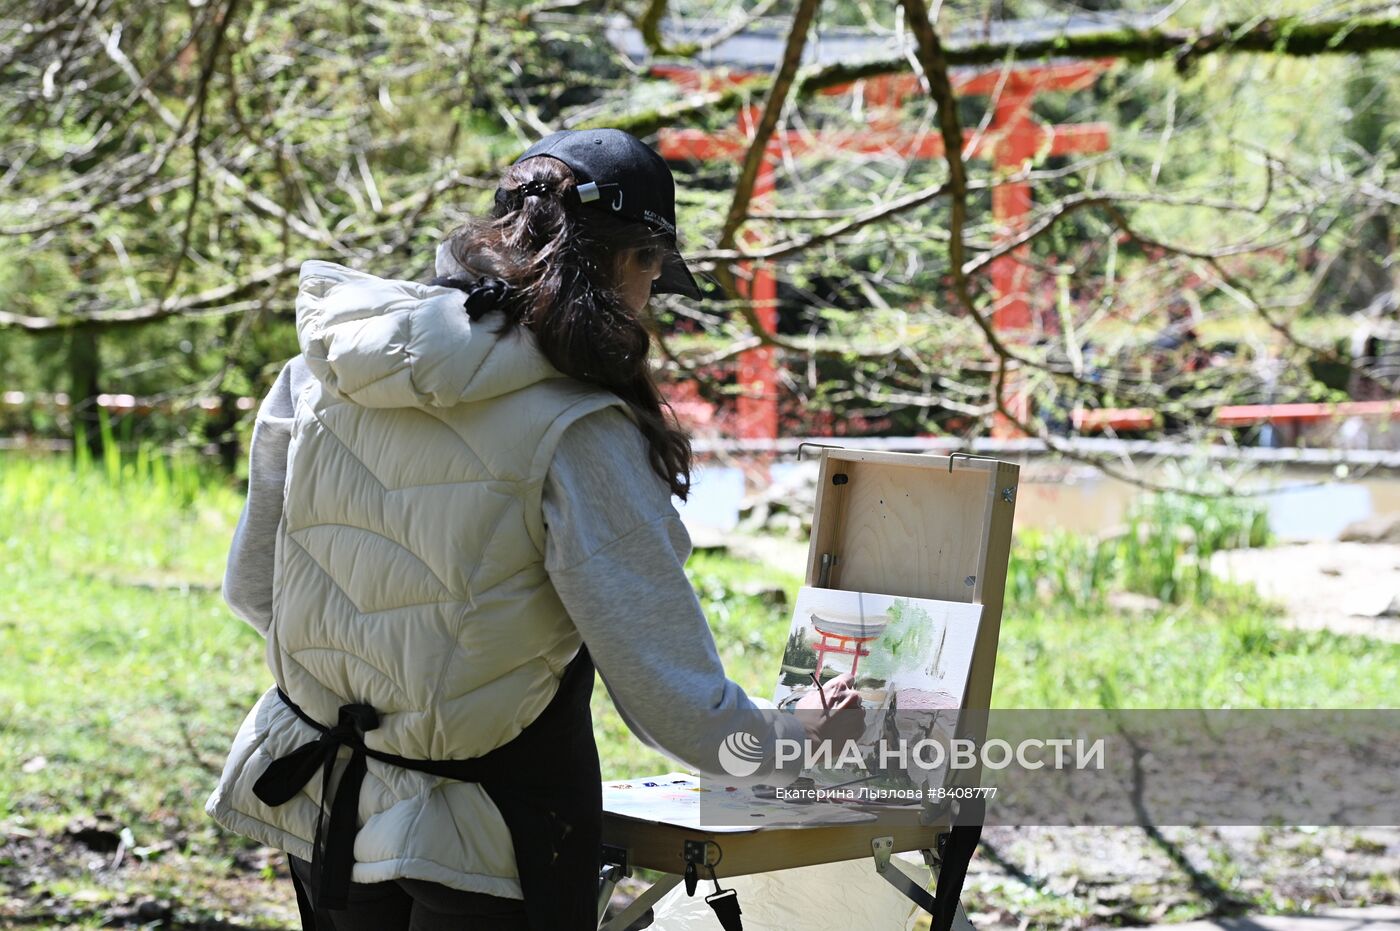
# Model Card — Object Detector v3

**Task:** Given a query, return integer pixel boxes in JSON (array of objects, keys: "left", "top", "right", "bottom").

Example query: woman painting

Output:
[{"left": 205, "top": 128, "right": 859, "bottom": 931}]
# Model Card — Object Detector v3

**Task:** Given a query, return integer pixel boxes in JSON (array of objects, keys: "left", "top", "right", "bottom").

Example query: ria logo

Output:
[{"left": 718, "top": 731, "right": 764, "bottom": 777}]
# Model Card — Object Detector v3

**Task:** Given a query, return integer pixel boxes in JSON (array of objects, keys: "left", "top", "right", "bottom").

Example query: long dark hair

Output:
[{"left": 436, "top": 156, "right": 693, "bottom": 499}]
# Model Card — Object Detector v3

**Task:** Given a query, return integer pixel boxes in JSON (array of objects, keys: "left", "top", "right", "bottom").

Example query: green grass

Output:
[
  {"left": 993, "top": 597, "right": 1398, "bottom": 708},
  {"left": 0, "top": 449, "right": 1396, "bottom": 926}
]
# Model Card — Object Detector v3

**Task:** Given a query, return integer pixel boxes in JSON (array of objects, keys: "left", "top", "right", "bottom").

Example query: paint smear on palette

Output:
[
  {"left": 603, "top": 773, "right": 758, "bottom": 832},
  {"left": 602, "top": 773, "right": 875, "bottom": 830}
]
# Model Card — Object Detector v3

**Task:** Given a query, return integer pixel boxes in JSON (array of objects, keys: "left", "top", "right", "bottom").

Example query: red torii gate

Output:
[{"left": 656, "top": 60, "right": 1112, "bottom": 439}]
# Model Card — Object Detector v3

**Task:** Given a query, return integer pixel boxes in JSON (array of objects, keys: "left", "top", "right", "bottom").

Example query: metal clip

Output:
[
  {"left": 947, "top": 451, "right": 999, "bottom": 473},
  {"left": 600, "top": 843, "right": 628, "bottom": 876},
  {"left": 871, "top": 835, "right": 894, "bottom": 873},
  {"left": 683, "top": 839, "right": 721, "bottom": 869},
  {"left": 798, "top": 441, "right": 846, "bottom": 461}
]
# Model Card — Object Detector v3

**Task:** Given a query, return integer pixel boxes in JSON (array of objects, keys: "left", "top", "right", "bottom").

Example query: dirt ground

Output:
[
  {"left": 966, "top": 824, "right": 1400, "bottom": 929},
  {"left": 1210, "top": 543, "right": 1400, "bottom": 643}
]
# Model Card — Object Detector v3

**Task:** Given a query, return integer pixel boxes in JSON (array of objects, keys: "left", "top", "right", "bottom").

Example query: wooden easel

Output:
[{"left": 598, "top": 448, "right": 1020, "bottom": 930}]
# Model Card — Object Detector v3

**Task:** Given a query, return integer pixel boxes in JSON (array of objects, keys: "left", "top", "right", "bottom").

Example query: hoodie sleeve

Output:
[
  {"left": 542, "top": 408, "right": 807, "bottom": 785},
  {"left": 222, "top": 359, "right": 303, "bottom": 635}
]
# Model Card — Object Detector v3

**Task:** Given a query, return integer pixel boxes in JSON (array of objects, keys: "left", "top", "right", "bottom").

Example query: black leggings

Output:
[{"left": 289, "top": 856, "right": 531, "bottom": 931}]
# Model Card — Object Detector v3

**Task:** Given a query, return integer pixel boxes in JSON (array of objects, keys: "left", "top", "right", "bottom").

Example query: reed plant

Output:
[{"left": 1008, "top": 489, "right": 1271, "bottom": 610}]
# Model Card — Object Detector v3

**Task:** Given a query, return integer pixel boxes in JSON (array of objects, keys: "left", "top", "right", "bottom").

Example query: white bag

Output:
[{"left": 646, "top": 853, "right": 933, "bottom": 931}]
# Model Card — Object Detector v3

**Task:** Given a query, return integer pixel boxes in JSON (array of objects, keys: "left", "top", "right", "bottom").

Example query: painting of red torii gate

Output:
[{"left": 637, "top": 41, "right": 1114, "bottom": 440}]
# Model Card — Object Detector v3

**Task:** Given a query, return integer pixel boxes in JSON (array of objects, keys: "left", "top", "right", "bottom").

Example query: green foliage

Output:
[
  {"left": 0, "top": 250, "right": 79, "bottom": 321},
  {"left": 1010, "top": 484, "right": 1271, "bottom": 609},
  {"left": 1120, "top": 488, "right": 1271, "bottom": 602}
]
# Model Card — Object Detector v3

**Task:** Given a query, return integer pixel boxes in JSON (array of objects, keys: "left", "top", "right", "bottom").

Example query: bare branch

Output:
[
  {"left": 0, "top": 260, "right": 298, "bottom": 333},
  {"left": 584, "top": 12, "right": 1400, "bottom": 140},
  {"left": 716, "top": 0, "right": 822, "bottom": 252}
]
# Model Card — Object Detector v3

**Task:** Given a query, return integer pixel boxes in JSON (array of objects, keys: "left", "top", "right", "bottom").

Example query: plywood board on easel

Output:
[{"left": 802, "top": 449, "right": 1019, "bottom": 716}]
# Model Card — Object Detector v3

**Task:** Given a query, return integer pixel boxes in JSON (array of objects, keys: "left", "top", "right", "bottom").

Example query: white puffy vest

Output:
[{"left": 206, "top": 260, "right": 624, "bottom": 898}]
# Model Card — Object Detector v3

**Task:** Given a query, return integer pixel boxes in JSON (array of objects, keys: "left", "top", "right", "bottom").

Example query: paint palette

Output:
[{"left": 602, "top": 773, "right": 874, "bottom": 830}]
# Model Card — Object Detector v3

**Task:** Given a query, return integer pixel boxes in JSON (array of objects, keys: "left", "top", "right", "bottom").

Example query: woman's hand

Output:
[{"left": 794, "top": 673, "right": 866, "bottom": 748}]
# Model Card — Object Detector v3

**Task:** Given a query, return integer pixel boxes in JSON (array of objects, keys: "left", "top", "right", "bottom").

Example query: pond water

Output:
[{"left": 676, "top": 457, "right": 1400, "bottom": 542}]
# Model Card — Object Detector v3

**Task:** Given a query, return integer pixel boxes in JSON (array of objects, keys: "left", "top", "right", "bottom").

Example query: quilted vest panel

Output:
[
  {"left": 206, "top": 260, "right": 626, "bottom": 895},
  {"left": 269, "top": 374, "right": 614, "bottom": 756}
]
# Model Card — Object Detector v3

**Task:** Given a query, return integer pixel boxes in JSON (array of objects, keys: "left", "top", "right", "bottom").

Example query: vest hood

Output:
[{"left": 295, "top": 259, "right": 561, "bottom": 409}]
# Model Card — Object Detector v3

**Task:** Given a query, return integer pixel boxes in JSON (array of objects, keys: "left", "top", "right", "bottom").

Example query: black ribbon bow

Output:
[
  {"left": 462, "top": 276, "right": 506, "bottom": 320},
  {"left": 428, "top": 275, "right": 506, "bottom": 321},
  {"left": 252, "top": 694, "right": 380, "bottom": 911}
]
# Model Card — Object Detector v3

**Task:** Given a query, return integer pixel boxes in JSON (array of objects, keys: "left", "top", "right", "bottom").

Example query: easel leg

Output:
[
  {"left": 598, "top": 845, "right": 630, "bottom": 925},
  {"left": 872, "top": 837, "right": 976, "bottom": 931},
  {"left": 598, "top": 866, "right": 623, "bottom": 925},
  {"left": 598, "top": 874, "right": 682, "bottom": 931}
]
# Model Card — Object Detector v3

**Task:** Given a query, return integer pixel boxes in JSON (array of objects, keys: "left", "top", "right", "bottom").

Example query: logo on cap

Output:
[
  {"left": 611, "top": 190, "right": 624, "bottom": 211},
  {"left": 643, "top": 210, "right": 676, "bottom": 238}
]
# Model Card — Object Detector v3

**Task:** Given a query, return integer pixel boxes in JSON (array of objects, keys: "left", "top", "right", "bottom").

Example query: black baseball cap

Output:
[{"left": 513, "top": 129, "right": 702, "bottom": 299}]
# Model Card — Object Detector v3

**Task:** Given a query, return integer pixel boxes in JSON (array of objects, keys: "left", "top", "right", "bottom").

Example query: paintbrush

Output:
[{"left": 810, "top": 671, "right": 831, "bottom": 718}]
